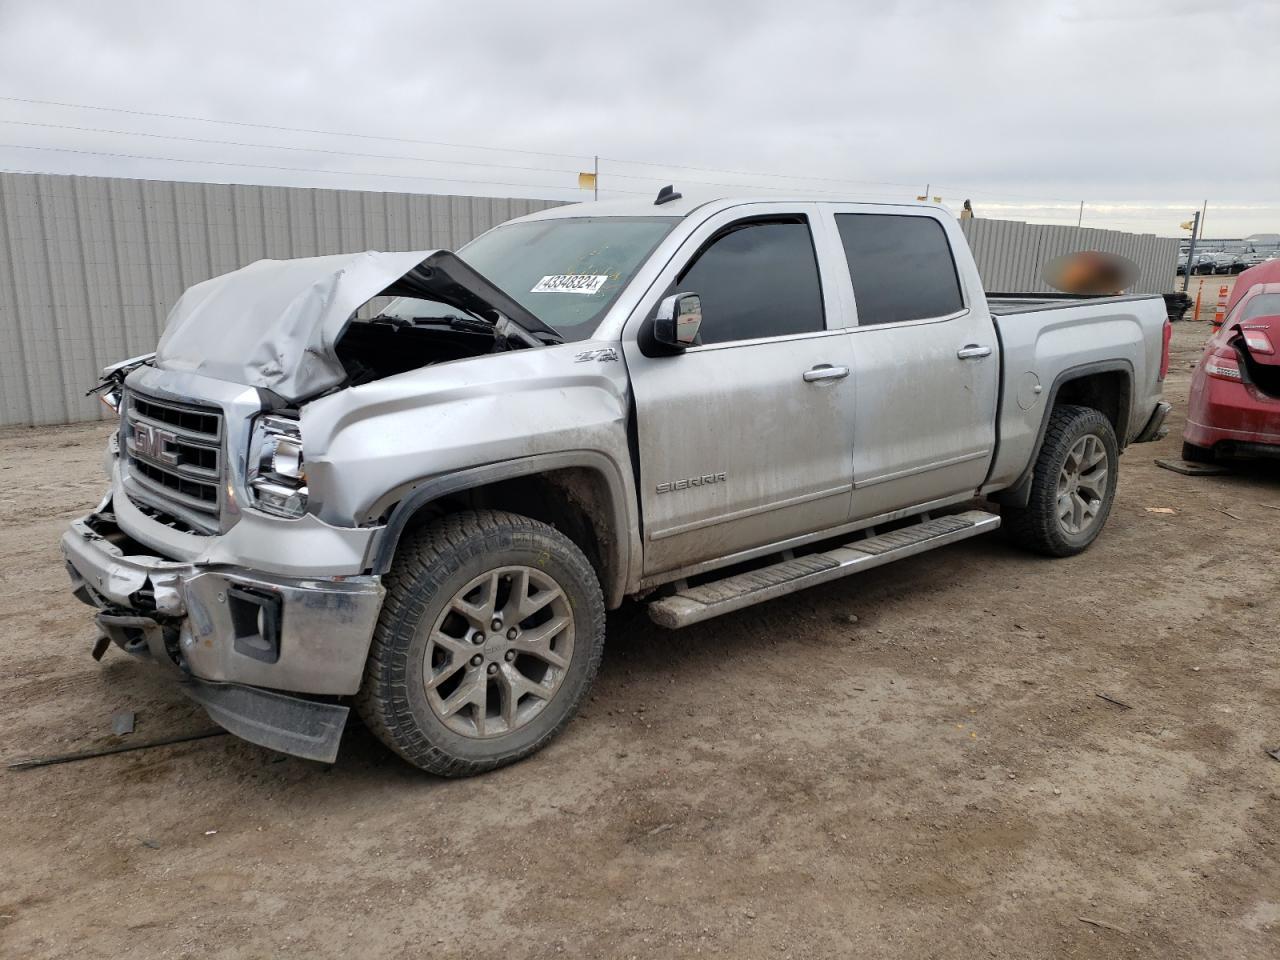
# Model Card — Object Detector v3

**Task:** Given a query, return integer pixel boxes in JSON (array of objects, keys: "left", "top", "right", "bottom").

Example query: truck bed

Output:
[
  {"left": 988, "top": 291, "right": 1192, "bottom": 323},
  {"left": 981, "top": 291, "right": 1169, "bottom": 497}
]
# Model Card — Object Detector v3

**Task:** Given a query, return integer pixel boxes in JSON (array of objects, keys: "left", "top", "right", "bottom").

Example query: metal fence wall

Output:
[
  {"left": 0, "top": 172, "right": 563, "bottom": 428},
  {"left": 0, "top": 172, "right": 1181, "bottom": 428},
  {"left": 959, "top": 217, "right": 1178, "bottom": 296}
]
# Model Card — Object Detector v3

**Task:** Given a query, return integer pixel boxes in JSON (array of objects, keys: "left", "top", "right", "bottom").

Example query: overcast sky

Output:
[{"left": 0, "top": 0, "right": 1276, "bottom": 236}]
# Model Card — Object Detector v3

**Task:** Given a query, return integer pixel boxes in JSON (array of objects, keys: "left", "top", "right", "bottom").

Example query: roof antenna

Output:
[{"left": 654, "top": 184, "right": 682, "bottom": 206}]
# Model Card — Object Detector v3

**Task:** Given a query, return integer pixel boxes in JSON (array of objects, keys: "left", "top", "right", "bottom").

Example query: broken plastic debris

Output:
[
  {"left": 111, "top": 711, "right": 135, "bottom": 736},
  {"left": 1144, "top": 507, "right": 1176, "bottom": 514}
]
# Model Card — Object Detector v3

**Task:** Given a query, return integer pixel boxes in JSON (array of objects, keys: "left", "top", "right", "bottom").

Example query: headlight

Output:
[
  {"left": 99, "top": 388, "right": 121, "bottom": 413},
  {"left": 247, "top": 415, "right": 308, "bottom": 518}
]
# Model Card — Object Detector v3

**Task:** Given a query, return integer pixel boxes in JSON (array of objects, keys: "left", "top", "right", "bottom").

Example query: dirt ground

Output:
[
  {"left": 2, "top": 321, "right": 1278, "bottom": 960},
  {"left": 1182, "top": 273, "right": 1236, "bottom": 322}
]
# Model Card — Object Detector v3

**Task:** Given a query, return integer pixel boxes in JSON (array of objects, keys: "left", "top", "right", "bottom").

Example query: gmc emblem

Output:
[{"left": 131, "top": 423, "right": 180, "bottom": 465}]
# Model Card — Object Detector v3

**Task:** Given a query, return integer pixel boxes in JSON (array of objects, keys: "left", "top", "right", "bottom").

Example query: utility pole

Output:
[
  {"left": 1182, "top": 209, "right": 1201, "bottom": 294},
  {"left": 1077, "top": 201, "right": 1084, "bottom": 228},
  {"left": 593, "top": 155, "right": 598, "bottom": 201}
]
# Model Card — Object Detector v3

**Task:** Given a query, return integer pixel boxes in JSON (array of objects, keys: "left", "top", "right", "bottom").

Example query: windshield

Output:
[{"left": 379, "top": 216, "right": 678, "bottom": 342}]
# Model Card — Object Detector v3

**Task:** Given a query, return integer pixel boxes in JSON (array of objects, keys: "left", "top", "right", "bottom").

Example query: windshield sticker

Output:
[{"left": 531, "top": 274, "right": 609, "bottom": 295}]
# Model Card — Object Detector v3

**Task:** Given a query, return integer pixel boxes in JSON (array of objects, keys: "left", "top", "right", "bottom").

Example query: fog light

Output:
[{"left": 227, "top": 586, "right": 282, "bottom": 664}]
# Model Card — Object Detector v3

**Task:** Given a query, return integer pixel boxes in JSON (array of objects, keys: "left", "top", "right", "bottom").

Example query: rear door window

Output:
[
  {"left": 674, "top": 218, "right": 825, "bottom": 345},
  {"left": 1241, "top": 292, "right": 1280, "bottom": 321},
  {"left": 835, "top": 214, "right": 963, "bottom": 325}
]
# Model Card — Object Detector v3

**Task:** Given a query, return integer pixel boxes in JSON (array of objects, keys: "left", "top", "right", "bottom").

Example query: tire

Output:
[
  {"left": 1182, "top": 440, "right": 1215, "bottom": 464},
  {"left": 356, "top": 509, "right": 605, "bottom": 776},
  {"left": 1003, "top": 405, "right": 1119, "bottom": 557}
]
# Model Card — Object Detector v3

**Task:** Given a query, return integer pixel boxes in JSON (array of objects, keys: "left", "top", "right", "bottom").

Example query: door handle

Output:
[
  {"left": 956, "top": 344, "right": 993, "bottom": 360},
  {"left": 803, "top": 364, "right": 850, "bottom": 383}
]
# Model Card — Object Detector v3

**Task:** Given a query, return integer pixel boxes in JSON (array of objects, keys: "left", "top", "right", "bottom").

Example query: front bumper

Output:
[{"left": 61, "top": 505, "right": 384, "bottom": 762}]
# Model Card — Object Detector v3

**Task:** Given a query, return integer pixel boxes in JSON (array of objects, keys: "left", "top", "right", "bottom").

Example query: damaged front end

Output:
[
  {"left": 63, "top": 249, "right": 565, "bottom": 762},
  {"left": 62, "top": 503, "right": 384, "bottom": 763},
  {"left": 155, "top": 248, "right": 562, "bottom": 402}
]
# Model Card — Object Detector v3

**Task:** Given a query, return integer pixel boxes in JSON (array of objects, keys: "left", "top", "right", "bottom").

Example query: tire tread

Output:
[
  {"left": 355, "top": 510, "right": 605, "bottom": 777},
  {"left": 1003, "top": 404, "right": 1118, "bottom": 557}
]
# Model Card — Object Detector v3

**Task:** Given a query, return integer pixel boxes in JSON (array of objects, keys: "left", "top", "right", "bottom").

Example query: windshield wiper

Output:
[
  {"left": 369, "top": 313, "right": 494, "bottom": 335},
  {"left": 367, "top": 311, "right": 546, "bottom": 350}
]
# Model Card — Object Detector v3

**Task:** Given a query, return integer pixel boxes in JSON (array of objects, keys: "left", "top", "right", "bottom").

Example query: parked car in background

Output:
[
  {"left": 63, "top": 194, "right": 1173, "bottom": 775},
  {"left": 1212, "top": 252, "right": 1239, "bottom": 275},
  {"left": 1223, "top": 258, "right": 1280, "bottom": 317},
  {"left": 1239, "top": 250, "right": 1270, "bottom": 271},
  {"left": 1193, "top": 253, "right": 1219, "bottom": 275},
  {"left": 1184, "top": 281, "right": 1280, "bottom": 462}
]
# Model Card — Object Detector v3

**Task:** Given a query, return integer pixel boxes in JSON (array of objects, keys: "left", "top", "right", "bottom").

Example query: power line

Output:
[
  {"left": 0, "top": 122, "right": 914, "bottom": 201},
  {"left": 0, "top": 94, "right": 594, "bottom": 163},
  {"left": 0, "top": 117, "right": 902, "bottom": 198},
  {"left": 0, "top": 138, "right": 905, "bottom": 202},
  {"left": 0, "top": 93, "right": 1069, "bottom": 205},
  {"left": 0, "top": 142, "right": 652, "bottom": 196},
  {"left": 600, "top": 167, "right": 909, "bottom": 199},
  {"left": 0, "top": 118, "right": 584, "bottom": 177},
  {"left": 601, "top": 155, "right": 920, "bottom": 192},
  {"left": 3, "top": 96, "right": 1237, "bottom": 220}
]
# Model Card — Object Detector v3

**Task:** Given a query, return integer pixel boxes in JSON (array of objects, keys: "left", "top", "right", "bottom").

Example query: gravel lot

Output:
[{"left": 2, "top": 321, "right": 1278, "bottom": 959}]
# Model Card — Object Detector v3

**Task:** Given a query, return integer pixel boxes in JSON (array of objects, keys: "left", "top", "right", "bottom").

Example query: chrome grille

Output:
[{"left": 122, "top": 390, "right": 224, "bottom": 532}]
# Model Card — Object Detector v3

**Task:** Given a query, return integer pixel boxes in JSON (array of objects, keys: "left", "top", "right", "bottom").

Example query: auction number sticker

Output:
[{"left": 531, "top": 274, "right": 609, "bottom": 295}]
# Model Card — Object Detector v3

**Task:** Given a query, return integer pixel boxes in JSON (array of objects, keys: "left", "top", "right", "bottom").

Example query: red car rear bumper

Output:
[{"left": 1184, "top": 367, "right": 1280, "bottom": 454}]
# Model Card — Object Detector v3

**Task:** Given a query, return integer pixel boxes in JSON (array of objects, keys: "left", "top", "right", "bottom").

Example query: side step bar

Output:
[{"left": 648, "top": 509, "right": 1000, "bottom": 629}]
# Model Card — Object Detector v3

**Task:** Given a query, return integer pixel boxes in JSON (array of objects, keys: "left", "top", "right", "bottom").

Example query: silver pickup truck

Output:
[{"left": 63, "top": 192, "right": 1172, "bottom": 775}]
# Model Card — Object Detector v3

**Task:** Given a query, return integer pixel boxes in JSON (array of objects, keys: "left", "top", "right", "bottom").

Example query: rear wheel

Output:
[
  {"left": 356, "top": 510, "right": 605, "bottom": 776},
  {"left": 1181, "top": 440, "right": 1215, "bottom": 464},
  {"left": 1003, "top": 405, "right": 1119, "bottom": 557}
]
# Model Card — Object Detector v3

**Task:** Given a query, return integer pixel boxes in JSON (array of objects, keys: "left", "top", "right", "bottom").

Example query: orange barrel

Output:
[{"left": 1213, "top": 284, "right": 1229, "bottom": 325}]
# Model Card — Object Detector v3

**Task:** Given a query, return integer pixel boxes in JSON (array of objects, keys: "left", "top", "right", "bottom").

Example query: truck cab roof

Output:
[{"left": 510, "top": 193, "right": 954, "bottom": 223}]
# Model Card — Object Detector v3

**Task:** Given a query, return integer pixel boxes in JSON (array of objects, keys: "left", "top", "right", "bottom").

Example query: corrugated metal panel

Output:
[
  {"left": 961, "top": 217, "right": 1178, "bottom": 296},
  {"left": 1, "top": 174, "right": 1180, "bottom": 428},
  {"left": 0, "top": 171, "right": 564, "bottom": 427}
]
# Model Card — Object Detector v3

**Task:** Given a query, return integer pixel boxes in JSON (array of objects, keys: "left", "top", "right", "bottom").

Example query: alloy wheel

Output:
[
  {"left": 1056, "top": 434, "right": 1109, "bottom": 535},
  {"left": 422, "top": 566, "right": 575, "bottom": 738}
]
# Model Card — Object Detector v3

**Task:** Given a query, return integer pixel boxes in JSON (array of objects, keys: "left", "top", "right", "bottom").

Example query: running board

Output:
[{"left": 647, "top": 509, "right": 1000, "bottom": 629}]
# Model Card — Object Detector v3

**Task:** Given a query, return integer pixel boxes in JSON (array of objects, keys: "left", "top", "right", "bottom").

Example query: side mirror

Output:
[{"left": 653, "top": 293, "right": 703, "bottom": 350}]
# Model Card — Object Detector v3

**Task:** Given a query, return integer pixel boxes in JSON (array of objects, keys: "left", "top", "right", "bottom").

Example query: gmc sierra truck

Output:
[{"left": 63, "top": 192, "right": 1172, "bottom": 775}]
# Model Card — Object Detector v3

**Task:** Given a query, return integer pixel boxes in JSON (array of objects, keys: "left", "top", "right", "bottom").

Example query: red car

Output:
[{"left": 1183, "top": 262, "right": 1280, "bottom": 462}]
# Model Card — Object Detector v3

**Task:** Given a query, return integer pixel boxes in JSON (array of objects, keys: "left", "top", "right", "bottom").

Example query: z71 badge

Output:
[
  {"left": 656, "top": 472, "right": 726, "bottom": 494},
  {"left": 573, "top": 348, "right": 619, "bottom": 363}
]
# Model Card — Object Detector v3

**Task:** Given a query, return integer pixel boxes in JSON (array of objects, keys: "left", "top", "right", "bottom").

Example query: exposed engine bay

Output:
[
  {"left": 335, "top": 311, "right": 521, "bottom": 386},
  {"left": 153, "top": 248, "right": 561, "bottom": 402}
]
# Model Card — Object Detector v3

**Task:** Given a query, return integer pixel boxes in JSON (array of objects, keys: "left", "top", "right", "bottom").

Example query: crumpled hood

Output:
[{"left": 153, "top": 249, "right": 560, "bottom": 402}]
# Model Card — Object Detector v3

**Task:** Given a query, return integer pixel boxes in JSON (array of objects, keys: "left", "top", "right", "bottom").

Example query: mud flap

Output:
[
  {"left": 180, "top": 679, "right": 348, "bottom": 764},
  {"left": 1134, "top": 401, "right": 1171, "bottom": 443}
]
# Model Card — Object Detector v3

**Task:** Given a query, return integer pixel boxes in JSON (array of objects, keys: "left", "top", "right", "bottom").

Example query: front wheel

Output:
[
  {"left": 356, "top": 510, "right": 605, "bottom": 776},
  {"left": 1003, "top": 405, "right": 1119, "bottom": 557}
]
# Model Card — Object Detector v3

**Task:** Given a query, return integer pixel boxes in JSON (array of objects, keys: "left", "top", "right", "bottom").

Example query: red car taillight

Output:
[
  {"left": 1241, "top": 328, "right": 1275, "bottom": 355},
  {"left": 1204, "top": 350, "right": 1242, "bottom": 382},
  {"left": 1158, "top": 320, "right": 1172, "bottom": 381}
]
